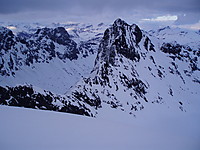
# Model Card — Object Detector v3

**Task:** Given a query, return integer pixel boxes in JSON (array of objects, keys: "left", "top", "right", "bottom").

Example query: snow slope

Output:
[
  {"left": 0, "top": 55, "right": 95, "bottom": 94},
  {"left": 0, "top": 105, "right": 200, "bottom": 150}
]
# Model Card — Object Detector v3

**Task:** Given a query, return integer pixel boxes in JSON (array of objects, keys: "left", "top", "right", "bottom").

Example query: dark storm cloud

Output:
[
  {"left": 1, "top": 0, "right": 199, "bottom": 27},
  {"left": 0, "top": 0, "right": 200, "bottom": 14}
]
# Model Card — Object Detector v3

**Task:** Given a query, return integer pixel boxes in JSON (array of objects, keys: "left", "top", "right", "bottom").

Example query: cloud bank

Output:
[{"left": 0, "top": 0, "right": 199, "bottom": 29}]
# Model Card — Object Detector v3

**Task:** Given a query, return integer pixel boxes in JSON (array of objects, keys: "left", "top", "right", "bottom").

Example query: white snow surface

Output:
[{"left": 0, "top": 104, "right": 200, "bottom": 150}]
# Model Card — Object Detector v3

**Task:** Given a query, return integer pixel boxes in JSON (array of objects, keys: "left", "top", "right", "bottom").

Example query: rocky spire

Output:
[{"left": 95, "top": 18, "right": 145, "bottom": 67}]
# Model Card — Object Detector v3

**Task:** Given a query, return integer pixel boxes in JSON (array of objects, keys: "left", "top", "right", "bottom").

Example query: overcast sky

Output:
[{"left": 0, "top": 0, "right": 200, "bottom": 30}]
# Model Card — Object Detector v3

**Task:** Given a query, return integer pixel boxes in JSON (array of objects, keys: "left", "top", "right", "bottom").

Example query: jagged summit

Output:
[
  {"left": 65, "top": 19, "right": 199, "bottom": 117},
  {"left": 157, "top": 26, "right": 171, "bottom": 32},
  {"left": 95, "top": 18, "right": 154, "bottom": 67},
  {"left": 66, "top": 19, "right": 160, "bottom": 116},
  {"left": 35, "top": 27, "right": 72, "bottom": 46},
  {"left": 113, "top": 18, "right": 128, "bottom": 26}
]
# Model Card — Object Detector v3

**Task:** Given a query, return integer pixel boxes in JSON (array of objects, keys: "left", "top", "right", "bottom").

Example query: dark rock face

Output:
[
  {"left": 0, "top": 85, "right": 91, "bottom": 116},
  {"left": 95, "top": 18, "right": 154, "bottom": 66},
  {"left": 161, "top": 43, "right": 182, "bottom": 54},
  {"left": 35, "top": 27, "right": 71, "bottom": 46},
  {"left": 144, "top": 37, "right": 155, "bottom": 52},
  {"left": 131, "top": 24, "right": 142, "bottom": 44},
  {"left": 50, "top": 27, "right": 70, "bottom": 45},
  {"left": 97, "top": 19, "right": 140, "bottom": 65},
  {"left": 72, "top": 90, "right": 101, "bottom": 109},
  {"left": 161, "top": 42, "right": 200, "bottom": 74},
  {"left": 31, "top": 27, "right": 79, "bottom": 60}
]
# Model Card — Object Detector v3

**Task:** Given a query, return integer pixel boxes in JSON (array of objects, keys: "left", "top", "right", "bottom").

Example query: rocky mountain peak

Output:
[
  {"left": 113, "top": 18, "right": 128, "bottom": 27},
  {"left": 113, "top": 18, "right": 142, "bottom": 43},
  {"left": 95, "top": 18, "right": 152, "bottom": 67},
  {"left": 35, "top": 27, "right": 72, "bottom": 46}
]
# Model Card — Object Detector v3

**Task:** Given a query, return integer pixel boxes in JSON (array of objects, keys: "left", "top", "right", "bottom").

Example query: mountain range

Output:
[{"left": 0, "top": 18, "right": 199, "bottom": 117}]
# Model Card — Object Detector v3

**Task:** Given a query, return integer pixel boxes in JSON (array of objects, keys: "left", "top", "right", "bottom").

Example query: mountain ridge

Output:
[{"left": 0, "top": 18, "right": 199, "bottom": 117}]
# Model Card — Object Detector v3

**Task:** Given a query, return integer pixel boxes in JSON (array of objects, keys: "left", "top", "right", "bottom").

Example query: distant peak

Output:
[
  {"left": 35, "top": 26, "right": 69, "bottom": 38},
  {"left": 158, "top": 26, "right": 171, "bottom": 32},
  {"left": 98, "top": 23, "right": 104, "bottom": 27}
]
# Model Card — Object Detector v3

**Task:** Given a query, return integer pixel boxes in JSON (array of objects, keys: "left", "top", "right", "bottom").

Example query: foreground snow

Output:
[{"left": 0, "top": 104, "right": 200, "bottom": 150}]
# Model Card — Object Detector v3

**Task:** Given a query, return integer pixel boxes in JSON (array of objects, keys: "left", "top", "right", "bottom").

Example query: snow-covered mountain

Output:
[
  {"left": 0, "top": 23, "right": 103, "bottom": 94},
  {"left": 66, "top": 18, "right": 200, "bottom": 116},
  {"left": 0, "top": 19, "right": 199, "bottom": 117},
  {"left": 149, "top": 26, "right": 200, "bottom": 48},
  {"left": 0, "top": 21, "right": 106, "bottom": 116}
]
